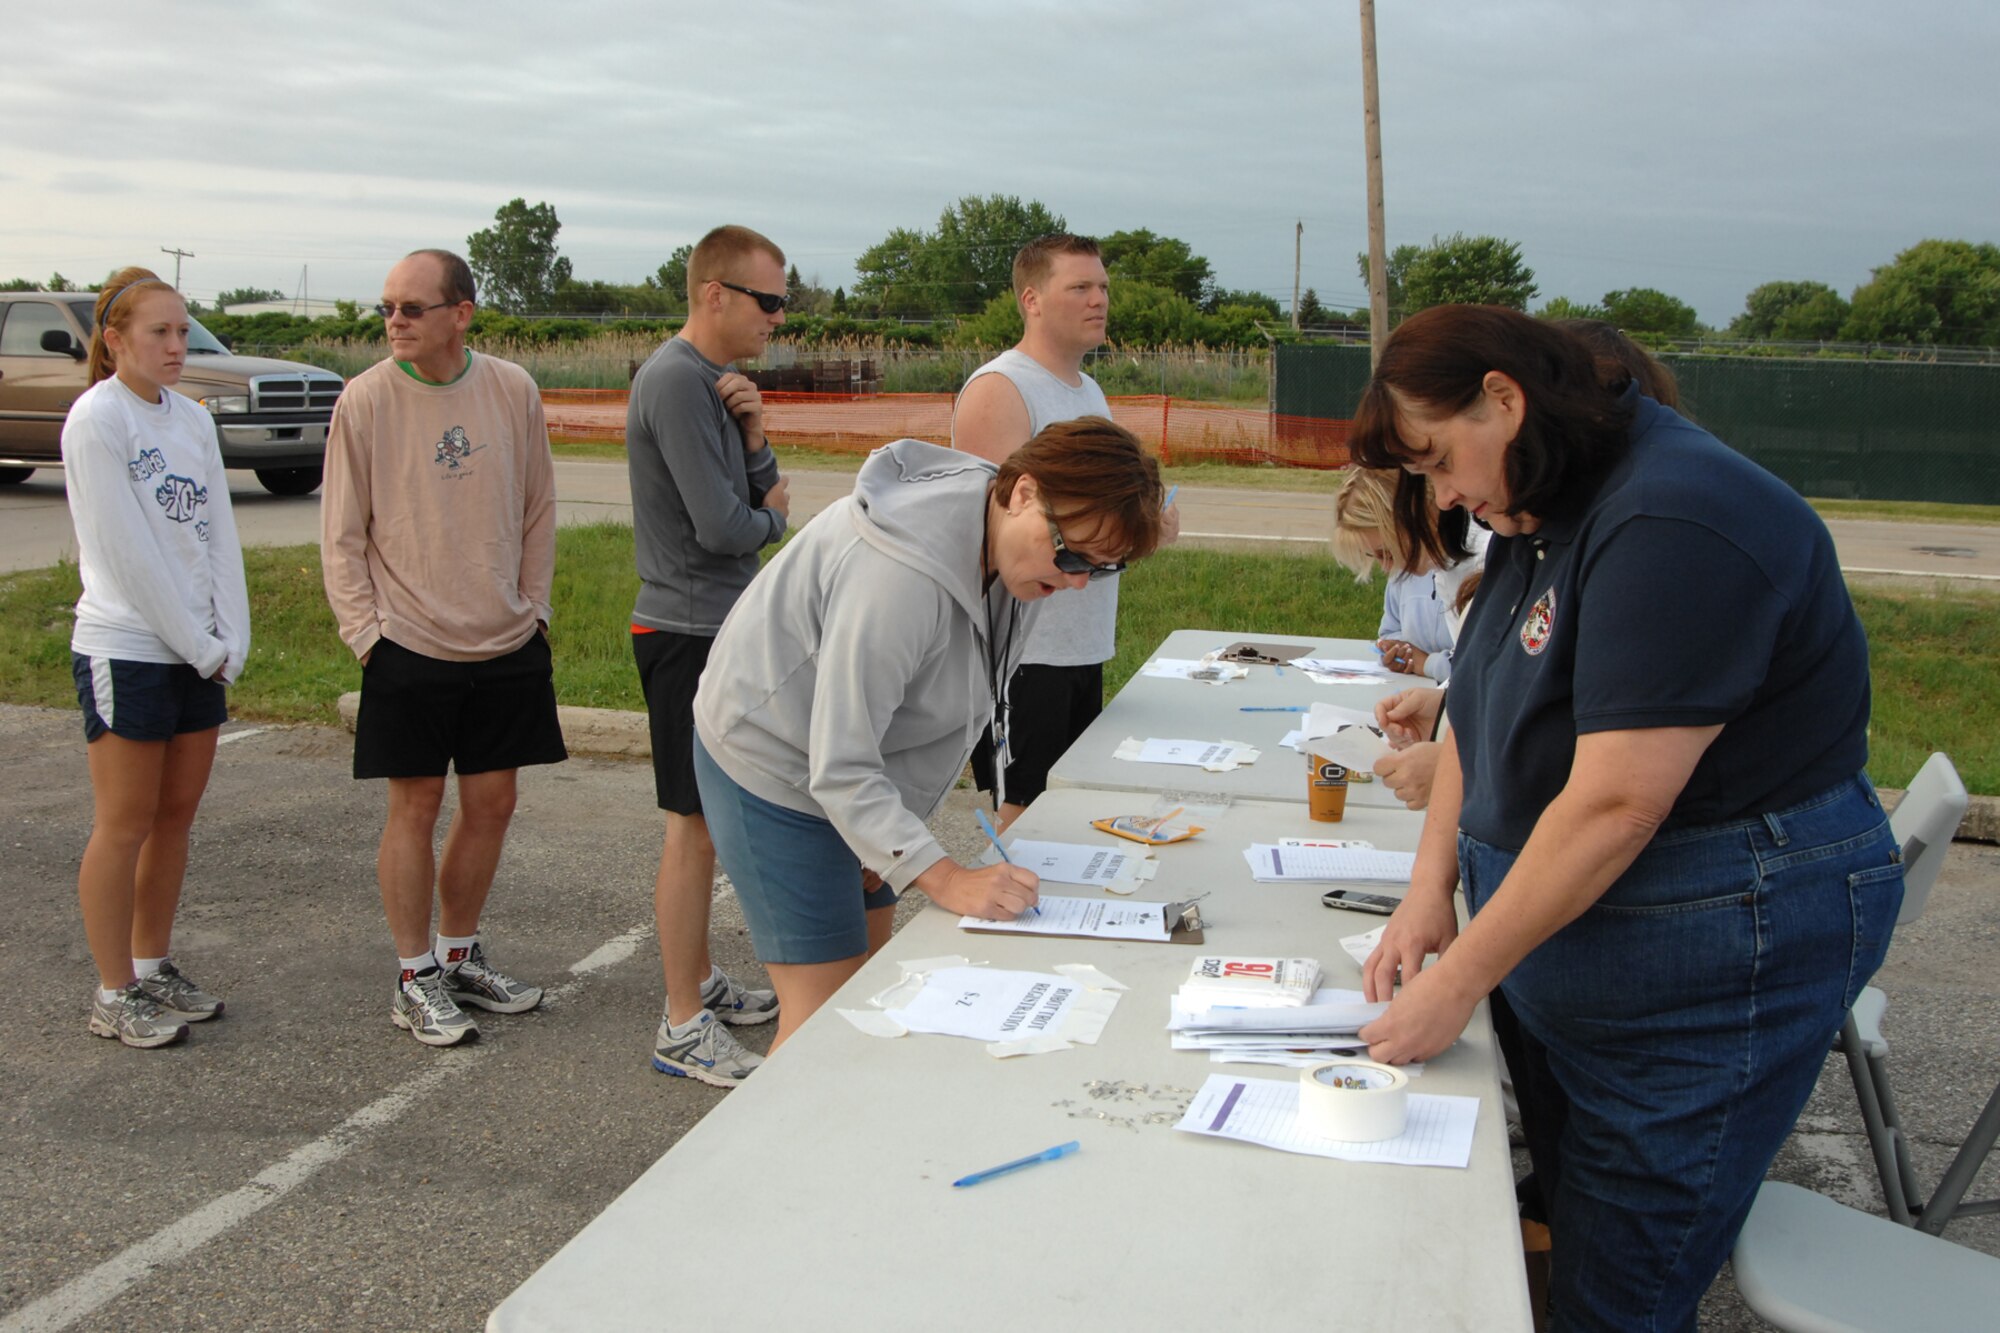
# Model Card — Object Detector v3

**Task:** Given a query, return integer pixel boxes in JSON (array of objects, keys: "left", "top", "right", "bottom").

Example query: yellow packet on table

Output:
[{"left": 1091, "top": 812, "right": 1204, "bottom": 846}]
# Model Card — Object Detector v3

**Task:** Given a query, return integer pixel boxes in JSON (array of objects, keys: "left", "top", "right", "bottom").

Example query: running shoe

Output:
[
  {"left": 392, "top": 968, "right": 478, "bottom": 1047},
  {"left": 138, "top": 960, "right": 224, "bottom": 1022},
  {"left": 442, "top": 942, "right": 543, "bottom": 1014},
  {"left": 651, "top": 1009, "right": 762, "bottom": 1087},
  {"left": 89, "top": 983, "right": 189, "bottom": 1049},
  {"left": 702, "top": 968, "right": 778, "bottom": 1027}
]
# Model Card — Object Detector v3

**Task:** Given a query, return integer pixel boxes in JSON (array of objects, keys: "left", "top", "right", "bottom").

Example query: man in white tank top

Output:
[{"left": 952, "top": 234, "right": 1179, "bottom": 830}]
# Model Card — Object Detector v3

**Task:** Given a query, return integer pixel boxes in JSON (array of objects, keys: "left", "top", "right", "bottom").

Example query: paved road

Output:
[
  {"left": 5, "top": 460, "right": 1998, "bottom": 585},
  {"left": 1, "top": 701, "right": 1995, "bottom": 1331}
]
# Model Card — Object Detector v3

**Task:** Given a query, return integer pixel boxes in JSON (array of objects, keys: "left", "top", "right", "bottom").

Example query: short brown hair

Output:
[
  {"left": 995, "top": 416, "right": 1164, "bottom": 562},
  {"left": 687, "top": 225, "right": 785, "bottom": 305},
  {"left": 1012, "top": 234, "right": 1101, "bottom": 301},
  {"left": 89, "top": 267, "right": 179, "bottom": 385},
  {"left": 405, "top": 248, "right": 477, "bottom": 306}
]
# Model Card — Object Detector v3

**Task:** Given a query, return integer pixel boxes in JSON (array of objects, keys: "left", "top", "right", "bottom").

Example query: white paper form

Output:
[
  {"left": 885, "top": 966, "right": 1085, "bottom": 1042},
  {"left": 1005, "top": 839, "right": 1150, "bottom": 888},
  {"left": 961, "top": 894, "right": 1172, "bottom": 941},
  {"left": 1243, "top": 844, "right": 1415, "bottom": 884},
  {"left": 1292, "top": 657, "right": 1393, "bottom": 685},
  {"left": 1115, "top": 737, "right": 1260, "bottom": 771},
  {"left": 1175, "top": 1073, "right": 1478, "bottom": 1168}
]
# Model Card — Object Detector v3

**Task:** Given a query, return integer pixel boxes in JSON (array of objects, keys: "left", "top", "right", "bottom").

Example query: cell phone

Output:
[{"left": 1321, "top": 889, "right": 1402, "bottom": 915}]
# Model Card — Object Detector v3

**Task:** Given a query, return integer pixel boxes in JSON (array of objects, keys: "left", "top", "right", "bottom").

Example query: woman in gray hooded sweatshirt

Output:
[{"left": 692, "top": 417, "right": 1165, "bottom": 1049}]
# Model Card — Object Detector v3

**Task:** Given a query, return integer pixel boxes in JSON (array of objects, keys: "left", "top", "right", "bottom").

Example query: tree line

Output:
[{"left": 11, "top": 199, "right": 1996, "bottom": 352}]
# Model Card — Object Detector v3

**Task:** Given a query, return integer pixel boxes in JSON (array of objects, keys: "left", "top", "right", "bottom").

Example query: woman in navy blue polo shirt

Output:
[{"left": 1349, "top": 305, "right": 1903, "bottom": 1331}]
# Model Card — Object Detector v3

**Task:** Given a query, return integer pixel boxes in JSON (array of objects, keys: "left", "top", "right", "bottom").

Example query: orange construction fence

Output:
[{"left": 542, "top": 390, "right": 1352, "bottom": 470}]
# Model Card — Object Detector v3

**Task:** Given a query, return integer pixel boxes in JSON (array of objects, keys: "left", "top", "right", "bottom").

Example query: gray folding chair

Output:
[
  {"left": 1837, "top": 752, "right": 1987, "bottom": 1233},
  {"left": 1732, "top": 1181, "right": 2000, "bottom": 1333}
]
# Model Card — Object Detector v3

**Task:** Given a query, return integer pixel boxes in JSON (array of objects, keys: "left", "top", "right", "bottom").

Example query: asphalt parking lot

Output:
[{"left": 3, "top": 700, "right": 1997, "bottom": 1331}]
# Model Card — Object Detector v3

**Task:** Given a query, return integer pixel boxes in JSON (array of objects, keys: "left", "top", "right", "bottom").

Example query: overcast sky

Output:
[{"left": 3, "top": 0, "right": 1993, "bottom": 326}]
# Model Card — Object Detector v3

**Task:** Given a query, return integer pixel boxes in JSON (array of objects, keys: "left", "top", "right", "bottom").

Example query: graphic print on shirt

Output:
[
  {"left": 155, "top": 474, "right": 209, "bottom": 538},
  {"left": 1520, "top": 587, "right": 1556, "bottom": 656},
  {"left": 127, "top": 448, "right": 166, "bottom": 483},
  {"left": 433, "top": 425, "right": 486, "bottom": 473}
]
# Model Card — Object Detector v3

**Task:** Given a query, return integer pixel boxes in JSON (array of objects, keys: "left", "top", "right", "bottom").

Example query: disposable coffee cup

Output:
[{"left": 1307, "top": 752, "right": 1349, "bottom": 822}]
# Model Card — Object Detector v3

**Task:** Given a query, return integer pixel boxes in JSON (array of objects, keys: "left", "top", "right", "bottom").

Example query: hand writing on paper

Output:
[
  {"left": 1375, "top": 686, "right": 1443, "bottom": 749},
  {"left": 916, "top": 859, "right": 1040, "bottom": 920},
  {"left": 1377, "top": 638, "right": 1428, "bottom": 676},
  {"left": 1373, "top": 740, "right": 1442, "bottom": 810},
  {"left": 1359, "top": 962, "right": 1481, "bottom": 1066}
]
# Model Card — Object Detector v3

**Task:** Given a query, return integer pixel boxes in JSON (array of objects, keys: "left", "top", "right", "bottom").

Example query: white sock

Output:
[
  {"left": 399, "top": 950, "right": 438, "bottom": 982},
  {"left": 702, "top": 965, "right": 726, "bottom": 996},
  {"left": 134, "top": 956, "right": 166, "bottom": 978},
  {"left": 669, "top": 1009, "right": 711, "bottom": 1037},
  {"left": 435, "top": 933, "right": 478, "bottom": 969},
  {"left": 98, "top": 986, "right": 124, "bottom": 1004}
]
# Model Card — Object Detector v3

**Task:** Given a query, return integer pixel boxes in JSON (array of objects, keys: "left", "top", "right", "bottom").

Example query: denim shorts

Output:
[
  {"left": 692, "top": 735, "right": 898, "bottom": 965},
  {"left": 1463, "top": 774, "right": 1903, "bottom": 1332}
]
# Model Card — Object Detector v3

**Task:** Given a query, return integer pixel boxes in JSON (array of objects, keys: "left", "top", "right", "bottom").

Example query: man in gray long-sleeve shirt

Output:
[{"left": 627, "top": 224, "right": 792, "bottom": 1085}]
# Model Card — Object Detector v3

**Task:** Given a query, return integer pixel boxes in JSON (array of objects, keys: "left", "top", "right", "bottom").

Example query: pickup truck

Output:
[{"left": 0, "top": 290, "right": 342, "bottom": 495}]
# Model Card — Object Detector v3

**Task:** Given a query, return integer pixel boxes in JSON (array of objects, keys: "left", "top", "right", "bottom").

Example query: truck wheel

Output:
[
  {"left": 256, "top": 466, "right": 323, "bottom": 496},
  {"left": 0, "top": 467, "right": 34, "bottom": 485}
]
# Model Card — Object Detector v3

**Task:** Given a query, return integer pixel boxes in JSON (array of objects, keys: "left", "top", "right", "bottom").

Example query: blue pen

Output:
[
  {"left": 1239, "top": 705, "right": 1307, "bottom": 712},
  {"left": 952, "top": 1140, "right": 1080, "bottom": 1189},
  {"left": 1164, "top": 484, "right": 1180, "bottom": 506},
  {"left": 975, "top": 808, "right": 1041, "bottom": 915}
]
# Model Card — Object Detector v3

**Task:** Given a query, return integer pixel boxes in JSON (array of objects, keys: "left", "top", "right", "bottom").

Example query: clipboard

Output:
[
  {"left": 959, "top": 898, "right": 1207, "bottom": 946},
  {"left": 1215, "top": 640, "right": 1315, "bottom": 666}
]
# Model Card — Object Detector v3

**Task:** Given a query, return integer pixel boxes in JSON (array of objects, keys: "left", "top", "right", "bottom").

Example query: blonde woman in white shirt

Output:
[{"left": 61, "top": 267, "right": 250, "bottom": 1048}]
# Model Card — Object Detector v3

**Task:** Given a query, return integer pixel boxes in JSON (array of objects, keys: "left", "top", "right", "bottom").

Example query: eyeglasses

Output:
[
  {"left": 718, "top": 281, "right": 790, "bottom": 314},
  {"left": 373, "top": 301, "right": 457, "bottom": 320},
  {"left": 1045, "top": 512, "right": 1126, "bottom": 579}
]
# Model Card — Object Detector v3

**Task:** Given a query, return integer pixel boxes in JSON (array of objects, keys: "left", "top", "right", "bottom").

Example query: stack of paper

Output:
[
  {"left": 1177, "top": 955, "right": 1321, "bottom": 1009},
  {"left": 1243, "top": 844, "right": 1416, "bottom": 884},
  {"left": 1168, "top": 986, "right": 1389, "bottom": 1065}
]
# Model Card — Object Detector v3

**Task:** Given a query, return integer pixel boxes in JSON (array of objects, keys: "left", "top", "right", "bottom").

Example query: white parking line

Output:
[
  {"left": 0, "top": 919, "right": 656, "bottom": 1333},
  {"left": 216, "top": 727, "right": 271, "bottom": 746}
]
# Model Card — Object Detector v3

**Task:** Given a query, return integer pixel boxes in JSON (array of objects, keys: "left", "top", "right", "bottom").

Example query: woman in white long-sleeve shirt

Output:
[{"left": 61, "top": 267, "right": 250, "bottom": 1049}]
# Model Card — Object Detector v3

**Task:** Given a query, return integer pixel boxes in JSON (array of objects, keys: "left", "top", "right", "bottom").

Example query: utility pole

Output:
[
  {"left": 1292, "top": 221, "right": 1303, "bottom": 332},
  {"left": 160, "top": 246, "right": 196, "bottom": 292},
  {"left": 1359, "top": 0, "right": 1389, "bottom": 367}
]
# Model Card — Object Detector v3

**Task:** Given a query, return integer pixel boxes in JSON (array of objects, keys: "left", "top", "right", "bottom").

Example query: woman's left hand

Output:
[
  {"left": 1358, "top": 963, "right": 1481, "bottom": 1066},
  {"left": 1377, "top": 638, "right": 1428, "bottom": 675}
]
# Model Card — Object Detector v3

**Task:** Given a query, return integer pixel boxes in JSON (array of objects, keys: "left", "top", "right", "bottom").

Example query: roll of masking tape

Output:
[{"left": 1299, "top": 1058, "right": 1410, "bottom": 1142}]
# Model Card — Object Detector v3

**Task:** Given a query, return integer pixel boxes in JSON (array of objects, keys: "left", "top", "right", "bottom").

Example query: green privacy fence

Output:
[{"left": 1275, "top": 344, "right": 2000, "bottom": 504}]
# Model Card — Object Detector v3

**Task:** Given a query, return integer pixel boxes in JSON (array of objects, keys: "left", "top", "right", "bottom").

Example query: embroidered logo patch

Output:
[{"left": 1519, "top": 588, "right": 1556, "bottom": 656}]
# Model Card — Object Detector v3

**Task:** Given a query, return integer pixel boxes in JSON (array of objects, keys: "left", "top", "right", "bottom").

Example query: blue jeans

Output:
[{"left": 1463, "top": 775, "right": 1904, "bottom": 1332}]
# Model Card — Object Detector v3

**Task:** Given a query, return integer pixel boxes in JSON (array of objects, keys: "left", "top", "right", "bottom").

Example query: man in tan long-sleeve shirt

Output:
[{"left": 320, "top": 248, "right": 565, "bottom": 1048}]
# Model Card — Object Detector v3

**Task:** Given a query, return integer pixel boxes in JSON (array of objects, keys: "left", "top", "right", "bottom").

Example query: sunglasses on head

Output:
[
  {"left": 1045, "top": 512, "right": 1126, "bottom": 579},
  {"left": 373, "top": 301, "right": 456, "bottom": 320},
  {"left": 718, "top": 281, "right": 790, "bottom": 314}
]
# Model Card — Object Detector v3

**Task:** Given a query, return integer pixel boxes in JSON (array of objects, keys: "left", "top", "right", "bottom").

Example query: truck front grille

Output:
[{"left": 249, "top": 373, "right": 343, "bottom": 414}]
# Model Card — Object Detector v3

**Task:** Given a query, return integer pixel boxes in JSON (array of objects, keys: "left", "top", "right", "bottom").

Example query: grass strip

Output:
[{"left": 2, "top": 525, "right": 1991, "bottom": 793}]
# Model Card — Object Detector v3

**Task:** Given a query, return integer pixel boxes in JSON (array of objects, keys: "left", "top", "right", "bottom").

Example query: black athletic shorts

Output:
[
  {"left": 72, "top": 653, "right": 227, "bottom": 743},
  {"left": 353, "top": 634, "right": 567, "bottom": 779},
  {"left": 633, "top": 628, "right": 714, "bottom": 815},
  {"left": 970, "top": 661, "right": 1104, "bottom": 807}
]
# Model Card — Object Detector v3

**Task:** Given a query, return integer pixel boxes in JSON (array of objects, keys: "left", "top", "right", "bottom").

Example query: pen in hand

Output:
[{"left": 975, "top": 808, "right": 1040, "bottom": 916}]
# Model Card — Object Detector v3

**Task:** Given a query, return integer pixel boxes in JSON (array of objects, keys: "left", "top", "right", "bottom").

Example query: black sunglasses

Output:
[
  {"left": 1045, "top": 513, "right": 1126, "bottom": 579},
  {"left": 373, "top": 301, "right": 457, "bottom": 320},
  {"left": 718, "top": 281, "right": 790, "bottom": 314}
]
